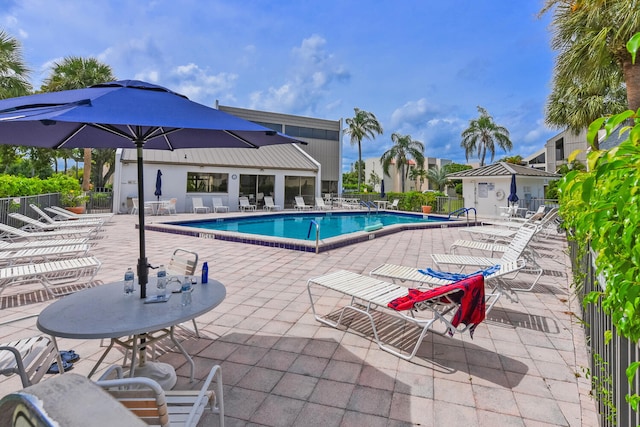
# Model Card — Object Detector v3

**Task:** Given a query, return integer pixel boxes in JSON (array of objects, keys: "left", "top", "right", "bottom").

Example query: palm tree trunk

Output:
[
  {"left": 82, "top": 148, "right": 91, "bottom": 191},
  {"left": 357, "top": 142, "right": 362, "bottom": 192},
  {"left": 623, "top": 59, "right": 640, "bottom": 111}
]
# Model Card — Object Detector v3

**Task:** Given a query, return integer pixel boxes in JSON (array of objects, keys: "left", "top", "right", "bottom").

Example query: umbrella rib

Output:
[
  {"left": 53, "top": 124, "right": 87, "bottom": 149},
  {"left": 224, "top": 130, "right": 260, "bottom": 148}
]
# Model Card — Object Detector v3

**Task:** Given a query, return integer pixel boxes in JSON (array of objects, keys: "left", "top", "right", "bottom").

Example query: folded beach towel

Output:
[
  {"left": 417, "top": 264, "right": 500, "bottom": 281},
  {"left": 387, "top": 274, "right": 486, "bottom": 338}
]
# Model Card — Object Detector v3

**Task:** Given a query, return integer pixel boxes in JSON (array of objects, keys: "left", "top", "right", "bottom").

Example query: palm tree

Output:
[
  {"left": 426, "top": 165, "right": 449, "bottom": 192},
  {"left": 344, "top": 108, "right": 383, "bottom": 192},
  {"left": 380, "top": 133, "right": 425, "bottom": 192},
  {"left": 41, "top": 57, "right": 116, "bottom": 191},
  {"left": 408, "top": 167, "right": 427, "bottom": 191},
  {"left": 0, "top": 30, "right": 31, "bottom": 99},
  {"left": 541, "top": 0, "right": 640, "bottom": 148},
  {"left": 460, "top": 106, "right": 512, "bottom": 166}
]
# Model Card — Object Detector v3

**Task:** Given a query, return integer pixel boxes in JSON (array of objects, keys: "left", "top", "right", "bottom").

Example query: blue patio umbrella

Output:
[
  {"left": 154, "top": 169, "right": 162, "bottom": 201},
  {"left": 380, "top": 180, "right": 386, "bottom": 199},
  {"left": 507, "top": 173, "right": 519, "bottom": 204},
  {"left": 0, "top": 80, "right": 304, "bottom": 298}
]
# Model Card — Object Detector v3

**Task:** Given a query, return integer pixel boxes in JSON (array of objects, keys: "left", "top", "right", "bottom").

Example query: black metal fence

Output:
[
  {"left": 570, "top": 239, "right": 640, "bottom": 426},
  {"left": 0, "top": 191, "right": 113, "bottom": 227}
]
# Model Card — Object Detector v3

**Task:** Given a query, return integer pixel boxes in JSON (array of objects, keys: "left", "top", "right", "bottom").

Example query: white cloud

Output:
[{"left": 249, "top": 34, "right": 349, "bottom": 115}]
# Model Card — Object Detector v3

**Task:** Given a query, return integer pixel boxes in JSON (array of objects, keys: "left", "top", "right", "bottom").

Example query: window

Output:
[
  {"left": 253, "top": 122, "right": 282, "bottom": 133},
  {"left": 555, "top": 138, "right": 565, "bottom": 161},
  {"left": 186, "top": 172, "right": 228, "bottom": 193},
  {"left": 284, "top": 125, "right": 339, "bottom": 141},
  {"left": 240, "top": 174, "right": 275, "bottom": 208},
  {"left": 285, "top": 175, "right": 316, "bottom": 207}
]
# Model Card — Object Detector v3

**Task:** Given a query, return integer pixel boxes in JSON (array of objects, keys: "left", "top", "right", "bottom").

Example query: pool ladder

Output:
[
  {"left": 307, "top": 220, "right": 320, "bottom": 254},
  {"left": 359, "top": 200, "right": 378, "bottom": 213},
  {"left": 448, "top": 207, "right": 477, "bottom": 225}
]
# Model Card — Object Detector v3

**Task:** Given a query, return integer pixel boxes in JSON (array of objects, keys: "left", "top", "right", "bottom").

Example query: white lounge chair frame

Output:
[
  {"left": 0, "top": 256, "right": 102, "bottom": 297},
  {"left": 432, "top": 223, "right": 542, "bottom": 290},
  {"left": 239, "top": 197, "right": 256, "bottom": 212},
  {"left": 30, "top": 204, "right": 105, "bottom": 227},
  {"left": 387, "top": 199, "right": 399, "bottom": 210},
  {"left": 0, "top": 223, "right": 97, "bottom": 242},
  {"left": 191, "top": 197, "right": 210, "bottom": 214},
  {"left": 294, "top": 196, "right": 311, "bottom": 211},
  {"left": 0, "top": 238, "right": 89, "bottom": 251},
  {"left": 0, "top": 316, "right": 65, "bottom": 388},
  {"left": 9, "top": 213, "right": 102, "bottom": 234},
  {"left": 212, "top": 197, "right": 229, "bottom": 213},
  {"left": 131, "top": 198, "right": 153, "bottom": 215},
  {"left": 370, "top": 259, "right": 525, "bottom": 312},
  {"left": 315, "top": 197, "right": 331, "bottom": 210},
  {"left": 46, "top": 205, "right": 113, "bottom": 221},
  {"left": 96, "top": 364, "right": 224, "bottom": 427},
  {"left": 308, "top": 269, "right": 480, "bottom": 361},
  {"left": 263, "top": 196, "right": 281, "bottom": 211},
  {"left": 0, "top": 244, "right": 90, "bottom": 266}
]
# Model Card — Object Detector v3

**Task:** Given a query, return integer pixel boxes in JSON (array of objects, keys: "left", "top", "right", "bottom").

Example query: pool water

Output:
[{"left": 172, "top": 212, "right": 445, "bottom": 241}]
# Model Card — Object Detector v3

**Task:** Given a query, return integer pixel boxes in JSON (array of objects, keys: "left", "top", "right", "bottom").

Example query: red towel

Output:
[{"left": 387, "top": 274, "right": 486, "bottom": 337}]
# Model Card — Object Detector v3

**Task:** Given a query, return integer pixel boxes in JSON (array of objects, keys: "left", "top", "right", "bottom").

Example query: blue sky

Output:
[{"left": 1, "top": 0, "right": 558, "bottom": 172}]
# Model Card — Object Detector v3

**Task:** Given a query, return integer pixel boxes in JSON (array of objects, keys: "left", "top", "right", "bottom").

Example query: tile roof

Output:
[
  {"left": 447, "top": 162, "right": 561, "bottom": 178},
  {"left": 119, "top": 144, "right": 319, "bottom": 171}
]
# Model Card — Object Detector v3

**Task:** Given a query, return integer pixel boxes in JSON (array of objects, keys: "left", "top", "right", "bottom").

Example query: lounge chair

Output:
[
  {"left": 96, "top": 364, "right": 224, "bottom": 427},
  {"left": 0, "top": 223, "right": 99, "bottom": 242},
  {"left": 0, "top": 256, "right": 102, "bottom": 297},
  {"left": 0, "top": 316, "right": 65, "bottom": 388},
  {"left": 469, "top": 208, "right": 559, "bottom": 242},
  {"left": 431, "top": 223, "right": 543, "bottom": 290},
  {"left": 0, "top": 244, "right": 90, "bottom": 266},
  {"left": 263, "top": 196, "right": 281, "bottom": 211},
  {"left": 212, "top": 197, "right": 229, "bottom": 213},
  {"left": 191, "top": 197, "right": 210, "bottom": 214},
  {"left": 239, "top": 197, "right": 256, "bottom": 212},
  {"left": 9, "top": 213, "right": 103, "bottom": 234},
  {"left": 315, "top": 197, "right": 331, "bottom": 210},
  {"left": 308, "top": 270, "right": 487, "bottom": 360},
  {"left": 0, "top": 238, "right": 89, "bottom": 251},
  {"left": 46, "top": 205, "right": 114, "bottom": 221},
  {"left": 388, "top": 199, "right": 399, "bottom": 210},
  {"left": 294, "top": 196, "right": 311, "bottom": 211},
  {"left": 370, "top": 259, "right": 525, "bottom": 312},
  {"left": 30, "top": 204, "right": 105, "bottom": 227}
]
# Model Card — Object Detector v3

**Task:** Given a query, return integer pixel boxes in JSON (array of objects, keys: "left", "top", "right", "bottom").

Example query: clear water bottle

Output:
[
  {"left": 181, "top": 282, "right": 192, "bottom": 306},
  {"left": 124, "top": 267, "right": 135, "bottom": 295},
  {"left": 156, "top": 264, "right": 167, "bottom": 296}
]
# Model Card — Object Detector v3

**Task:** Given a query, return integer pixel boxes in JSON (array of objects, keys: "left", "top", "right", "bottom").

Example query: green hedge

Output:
[
  {"left": 0, "top": 174, "right": 82, "bottom": 198},
  {"left": 385, "top": 191, "right": 440, "bottom": 212}
]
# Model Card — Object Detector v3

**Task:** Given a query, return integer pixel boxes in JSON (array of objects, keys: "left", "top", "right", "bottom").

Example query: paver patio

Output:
[{"left": 0, "top": 212, "right": 598, "bottom": 426}]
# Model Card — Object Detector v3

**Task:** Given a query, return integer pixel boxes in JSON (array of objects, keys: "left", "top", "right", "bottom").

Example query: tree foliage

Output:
[
  {"left": 460, "top": 106, "right": 512, "bottom": 166},
  {"left": 541, "top": 0, "right": 640, "bottom": 149},
  {"left": 380, "top": 133, "right": 425, "bottom": 193},
  {"left": 344, "top": 108, "right": 383, "bottom": 192},
  {"left": 0, "top": 30, "right": 31, "bottom": 99}
]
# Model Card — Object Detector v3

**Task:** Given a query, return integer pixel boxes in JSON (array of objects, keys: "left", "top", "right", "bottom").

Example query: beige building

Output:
[
  {"left": 112, "top": 106, "right": 342, "bottom": 212},
  {"left": 365, "top": 156, "right": 452, "bottom": 193}
]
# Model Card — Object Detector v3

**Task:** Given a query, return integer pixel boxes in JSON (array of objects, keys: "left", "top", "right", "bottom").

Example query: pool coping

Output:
[{"left": 142, "top": 210, "right": 478, "bottom": 253}]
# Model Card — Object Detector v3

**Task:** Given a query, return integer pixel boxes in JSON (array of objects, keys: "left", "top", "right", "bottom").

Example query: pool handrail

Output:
[
  {"left": 448, "top": 207, "right": 477, "bottom": 225},
  {"left": 307, "top": 219, "right": 320, "bottom": 254}
]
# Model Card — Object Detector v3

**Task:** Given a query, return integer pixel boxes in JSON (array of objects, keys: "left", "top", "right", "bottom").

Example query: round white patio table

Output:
[{"left": 37, "top": 277, "right": 226, "bottom": 389}]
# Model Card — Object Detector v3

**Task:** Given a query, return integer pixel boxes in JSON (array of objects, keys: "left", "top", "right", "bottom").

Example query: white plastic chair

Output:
[
  {"left": 263, "top": 196, "right": 281, "bottom": 211},
  {"left": 388, "top": 199, "right": 399, "bottom": 210},
  {"left": 191, "top": 197, "right": 210, "bottom": 214},
  {"left": 239, "top": 197, "right": 256, "bottom": 211},
  {"left": 294, "top": 196, "right": 311, "bottom": 210},
  {"left": 212, "top": 197, "right": 229, "bottom": 213}
]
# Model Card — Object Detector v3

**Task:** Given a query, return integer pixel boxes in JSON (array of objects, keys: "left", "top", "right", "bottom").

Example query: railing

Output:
[
  {"left": 435, "top": 196, "right": 464, "bottom": 214},
  {"left": 448, "top": 207, "right": 477, "bottom": 225},
  {"left": 359, "top": 200, "right": 378, "bottom": 213},
  {"left": 569, "top": 238, "right": 640, "bottom": 426},
  {"left": 307, "top": 220, "right": 320, "bottom": 254},
  {"left": 0, "top": 191, "right": 113, "bottom": 227}
]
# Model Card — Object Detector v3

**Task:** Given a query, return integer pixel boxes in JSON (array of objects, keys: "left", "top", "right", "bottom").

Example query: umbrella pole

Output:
[{"left": 136, "top": 141, "right": 149, "bottom": 299}]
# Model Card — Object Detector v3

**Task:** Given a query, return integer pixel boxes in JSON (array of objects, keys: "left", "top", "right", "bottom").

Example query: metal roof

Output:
[
  {"left": 119, "top": 144, "right": 319, "bottom": 171},
  {"left": 447, "top": 162, "right": 561, "bottom": 178}
]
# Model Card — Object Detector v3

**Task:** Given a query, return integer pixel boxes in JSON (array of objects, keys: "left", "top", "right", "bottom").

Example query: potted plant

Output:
[{"left": 61, "top": 190, "right": 89, "bottom": 214}]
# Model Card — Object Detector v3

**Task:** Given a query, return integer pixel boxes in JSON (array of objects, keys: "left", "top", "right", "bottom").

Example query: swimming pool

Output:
[
  {"left": 147, "top": 211, "right": 467, "bottom": 253},
  {"left": 172, "top": 212, "right": 443, "bottom": 240}
]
